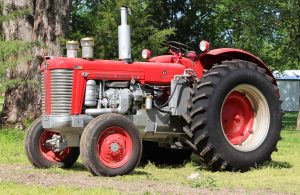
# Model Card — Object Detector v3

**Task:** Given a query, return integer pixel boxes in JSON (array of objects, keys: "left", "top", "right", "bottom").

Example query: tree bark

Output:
[{"left": 1, "top": 0, "right": 71, "bottom": 124}]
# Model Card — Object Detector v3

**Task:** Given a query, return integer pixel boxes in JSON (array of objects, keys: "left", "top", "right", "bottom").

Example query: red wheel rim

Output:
[
  {"left": 222, "top": 91, "right": 254, "bottom": 145},
  {"left": 97, "top": 126, "right": 133, "bottom": 169},
  {"left": 39, "top": 130, "right": 71, "bottom": 162}
]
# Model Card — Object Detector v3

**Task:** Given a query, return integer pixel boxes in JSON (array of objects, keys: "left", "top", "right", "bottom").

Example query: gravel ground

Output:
[{"left": 0, "top": 164, "right": 288, "bottom": 195}]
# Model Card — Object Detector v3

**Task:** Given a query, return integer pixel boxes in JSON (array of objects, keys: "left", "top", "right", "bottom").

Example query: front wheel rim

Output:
[
  {"left": 97, "top": 126, "right": 133, "bottom": 168},
  {"left": 221, "top": 84, "right": 270, "bottom": 152}
]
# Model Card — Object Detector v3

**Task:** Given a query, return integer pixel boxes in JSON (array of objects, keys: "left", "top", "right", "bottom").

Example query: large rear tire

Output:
[
  {"left": 183, "top": 60, "right": 282, "bottom": 171},
  {"left": 24, "top": 117, "right": 79, "bottom": 168},
  {"left": 80, "top": 113, "right": 142, "bottom": 176}
]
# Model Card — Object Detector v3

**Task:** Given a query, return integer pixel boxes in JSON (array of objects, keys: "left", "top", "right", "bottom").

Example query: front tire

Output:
[
  {"left": 183, "top": 60, "right": 282, "bottom": 171},
  {"left": 24, "top": 117, "right": 79, "bottom": 168},
  {"left": 80, "top": 113, "right": 142, "bottom": 176}
]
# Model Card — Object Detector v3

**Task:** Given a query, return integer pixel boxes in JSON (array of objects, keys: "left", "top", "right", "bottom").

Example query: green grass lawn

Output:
[
  {"left": 0, "top": 114, "right": 300, "bottom": 194},
  {"left": 0, "top": 183, "right": 120, "bottom": 195},
  {"left": 283, "top": 112, "right": 298, "bottom": 129}
]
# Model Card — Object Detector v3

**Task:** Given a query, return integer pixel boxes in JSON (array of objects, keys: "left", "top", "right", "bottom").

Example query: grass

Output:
[
  {"left": 121, "top": 130, "right": 300, "bottom": 194},
  {"left": 0, "top": 182, "right": 122, "bottom": 195},
  {"left": 283, "top": 112, "right": 298, "bottom": 129},
  {"left": 0, "top": 113, "right": 300, "bottom": 194},
  {"left": 0, "top": 128, "right": 26, "bottom": 164}
]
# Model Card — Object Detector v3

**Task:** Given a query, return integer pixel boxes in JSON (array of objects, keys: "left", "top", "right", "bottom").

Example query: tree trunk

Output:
[{"left": 1, "top": 0, "right": 71, "bottom": 124}]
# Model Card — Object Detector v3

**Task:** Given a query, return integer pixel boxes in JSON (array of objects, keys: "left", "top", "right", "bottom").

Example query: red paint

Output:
[
  {"left": 199, "top": 48, "right": 277, "bottom": 86},
  {"left": 39, "top": 130, "right": 72, "bottom": 162},
  {"left": 43, "top": 57, "right": 194, "bottom": 114},
  {"left": 97, "top": 126, "right": 133, "bottom": 169},
  {"left": 222, "top": 91, "right": 254, "bottom": 145},
  {"left": 71, "top": 70, "right": 87, "bottom": 114},
  {"left": 40, "top": 47, "right": 277, "bottom": 115}
]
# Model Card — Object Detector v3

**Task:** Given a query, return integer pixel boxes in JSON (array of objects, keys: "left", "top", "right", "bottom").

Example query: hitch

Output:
[{"left": 45, "top": 134, "right": 68, "bottom": 152}]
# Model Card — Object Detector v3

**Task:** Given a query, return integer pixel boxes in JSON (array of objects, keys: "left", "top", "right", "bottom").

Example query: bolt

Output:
[{"left": 234, "top": 115, "right": 241, "bottom": 123}]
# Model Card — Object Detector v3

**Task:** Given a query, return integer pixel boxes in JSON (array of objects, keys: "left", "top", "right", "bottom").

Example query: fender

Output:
[{"left": 199, "top": 48, "right": 277, "bottom": 86}]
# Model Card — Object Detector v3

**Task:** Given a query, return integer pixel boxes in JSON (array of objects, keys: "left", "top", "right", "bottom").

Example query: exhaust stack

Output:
[{"left": 118, "top": 7, "right": 131, "bottom": 62}]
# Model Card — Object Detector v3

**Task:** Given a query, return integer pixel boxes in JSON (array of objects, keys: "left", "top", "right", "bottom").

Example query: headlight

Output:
[
  {"left": 199, "top": 40, "right": 210, "bottom": 52},
  {"left": 142, "top": 49, "right": 151, "bottom": 60}
]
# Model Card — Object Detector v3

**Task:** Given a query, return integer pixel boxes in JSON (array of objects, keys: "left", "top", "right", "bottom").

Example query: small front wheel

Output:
[
  {"left": 24, "top": 117, "right": 79, "bottom": 168},
  {"left": 80, "top": 113, "right": 142, "bottom": 176}
]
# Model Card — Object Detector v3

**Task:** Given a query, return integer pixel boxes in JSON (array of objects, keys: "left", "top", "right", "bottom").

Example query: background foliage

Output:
[
  {"left": 0, "top": 0, "right": 299, "bottom": 121},
  {"left": 68, "top": 0, "right": 299, "bottom": 70},
  {"left": 0, "top": 0, "right": 299, "bottom": 81}
]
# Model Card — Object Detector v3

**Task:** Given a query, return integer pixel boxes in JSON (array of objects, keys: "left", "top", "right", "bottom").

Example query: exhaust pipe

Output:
[{"left": 118, "top": 7, "right": 131, "bottom": 62}]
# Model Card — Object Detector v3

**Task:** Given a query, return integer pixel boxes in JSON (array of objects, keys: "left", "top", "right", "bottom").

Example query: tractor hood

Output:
[{"left": 41, "top": 57, "right": 186, "bottom": 85}]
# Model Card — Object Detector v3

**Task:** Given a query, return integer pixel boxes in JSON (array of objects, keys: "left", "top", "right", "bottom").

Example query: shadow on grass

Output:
[
  {"left": 261, "top": 160, "right": 292, "bottom": 169},
  {"left": 191, "top": 158, "right": 292, "bottom": 172},
  {"left": 68, "top": 163, "right": 87, "bottom": 172},
  {"left": 138, "top": 160, "right": 190, "bottom": 169},
  {"left": 131, "top": 170, "right": 151, "bottom": 176}
]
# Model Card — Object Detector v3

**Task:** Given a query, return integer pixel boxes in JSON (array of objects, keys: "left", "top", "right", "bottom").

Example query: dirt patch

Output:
[{"left": 0, "top": 164, "right": 286, "bottom": 195}]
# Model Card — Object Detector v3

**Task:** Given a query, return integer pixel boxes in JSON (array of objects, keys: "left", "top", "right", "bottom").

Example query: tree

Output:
[
  {"left": 1, "top": 0, "right": 72, "bottom": 124},
  {"left": 146, "top": 0, "right": 218, "bottom": 50},
  {"left": 68, "top": 0, "right": 174, "bottom": 60},
  {"left": 1, "top": 0, "right": 299, "bottom": 126},
  {"left": 276, "top": 0, "right": 300, "bottom": 129}
]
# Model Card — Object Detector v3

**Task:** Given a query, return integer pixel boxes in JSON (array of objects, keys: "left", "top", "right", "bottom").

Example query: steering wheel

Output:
[{"left": 167, "top": 41, "right": 193, "bottom": 54}]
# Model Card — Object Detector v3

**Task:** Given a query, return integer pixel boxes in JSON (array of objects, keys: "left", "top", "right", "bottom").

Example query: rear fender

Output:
[{"left": 199, "top": 48, "right": 277, "bottom": 86}]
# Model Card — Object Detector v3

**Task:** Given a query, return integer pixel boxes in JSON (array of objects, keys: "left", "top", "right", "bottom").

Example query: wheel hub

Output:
[
  {"left": 110, "top": 142, "right": 120, "bottom": 152},
  {"left": 222, "top": 91, "right": 254, "bottom": 145},
  {"left": 97, "top": 126, "right": 132, "bottom": 169},
  {"left": 39, "top": 130, "right": 71, "bottom": 162},
  {"left": 234, "top": 115, "right": 241, "bottom": 123}
]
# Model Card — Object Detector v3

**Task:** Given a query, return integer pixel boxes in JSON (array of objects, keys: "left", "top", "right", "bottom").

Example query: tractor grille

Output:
[
  {"left": 41, "top": 73, "right": 45, "bottom": 114},
  {"left": 50, "top": 69, "right": 73, "bottom": 115}
]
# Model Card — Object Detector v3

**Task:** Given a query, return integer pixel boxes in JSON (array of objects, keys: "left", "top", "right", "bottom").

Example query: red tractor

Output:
[{"left": 25, "top": 7, "right": 282, "bottom": 176}]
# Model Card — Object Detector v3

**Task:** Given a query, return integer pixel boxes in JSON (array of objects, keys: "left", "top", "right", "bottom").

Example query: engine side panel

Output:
[{"left": 42, "top": 58, "right": 187, "bottom": 115}]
